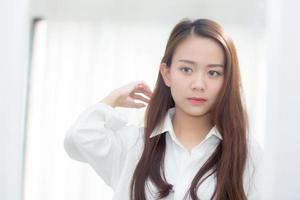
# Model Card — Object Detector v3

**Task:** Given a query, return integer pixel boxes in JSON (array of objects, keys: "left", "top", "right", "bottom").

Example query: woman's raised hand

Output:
[{"left": 100, "top": 81, "right": 153, "bottom": 108}]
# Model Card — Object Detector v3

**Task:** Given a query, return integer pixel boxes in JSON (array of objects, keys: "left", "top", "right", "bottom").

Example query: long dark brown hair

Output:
[{"left": 130, "top": 18, "right": 248, "bottom": 200}]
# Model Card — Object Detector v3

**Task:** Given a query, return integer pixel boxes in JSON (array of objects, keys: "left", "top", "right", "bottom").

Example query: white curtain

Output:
[{"left": 23, "top": 19, "right": 266, "bottom": 200}]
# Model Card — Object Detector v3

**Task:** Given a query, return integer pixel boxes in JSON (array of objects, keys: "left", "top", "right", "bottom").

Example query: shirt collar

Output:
[{"left": 149, "top": 107, "right": 223, "bottom": 141}]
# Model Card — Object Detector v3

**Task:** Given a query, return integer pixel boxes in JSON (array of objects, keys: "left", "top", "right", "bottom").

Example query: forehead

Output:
[{"left": 172, "top": 35, "right": 225, "bottom": 65}]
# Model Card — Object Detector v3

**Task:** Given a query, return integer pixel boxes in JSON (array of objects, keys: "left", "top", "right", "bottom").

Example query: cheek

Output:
[
  {"left": 170, "top": 72, "right": 187, "bottom": 89},
  {"left": 170, "top": 83, "right": 185, "bottom": 98},
  {"left": 210, "top": 79, "right": 224, "bottom": 97},
  {"left": 169, "top": 78, "right": 188, "bottom": 100}
]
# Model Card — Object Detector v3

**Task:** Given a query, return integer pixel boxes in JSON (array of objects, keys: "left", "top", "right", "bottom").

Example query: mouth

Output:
[
  {"left": 187, "top": 97, "right": 207, "bottom": 105},
  {"left": 187, "top": 97, "right": 207, "bottom": 101}
]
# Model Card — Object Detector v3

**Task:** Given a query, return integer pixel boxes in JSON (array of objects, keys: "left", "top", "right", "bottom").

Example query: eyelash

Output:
[
  {"left": 180, "top": 67, "right": 192, "bottom": 73},
  {"left": 180, "top": 67, "right": 223, "bottom": 77}
]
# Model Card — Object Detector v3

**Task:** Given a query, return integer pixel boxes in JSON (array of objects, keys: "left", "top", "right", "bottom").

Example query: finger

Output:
[
  {"left": 140, "top": 81, "right": 153, "bottom": 95},
  {"left": 135, "top": 88, "right": 152, "bottom": 98},
  {"left": 142, "top": 85, "right": 153, "bottom": 97},
  {"left": 135, "top": 84, "right": 153, "bottom": 97},
  {"left": 125, "top": 102, "right": 145, "bottom": 109},
  {"left": 128, "top": 98, "right": 146, "bottom": 108},
  {"left": 135, "top": 102, "right": 146, "bottom": 108},
  {"left": 131, "top": 93, "right": 150, "bottom": 103}
]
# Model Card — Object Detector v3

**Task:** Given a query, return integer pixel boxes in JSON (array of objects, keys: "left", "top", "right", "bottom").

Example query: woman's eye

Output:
[
  {"left": 208, "top": 70, "right": 222, "bottom": 77},
  {"left": 180, "top": 67, "right": 193, "bottom": 73}
]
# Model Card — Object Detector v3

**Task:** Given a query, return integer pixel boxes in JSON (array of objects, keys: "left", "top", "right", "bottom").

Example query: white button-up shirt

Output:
[{"left": 64, "top": 102, "right": 262, "bottom": 200}]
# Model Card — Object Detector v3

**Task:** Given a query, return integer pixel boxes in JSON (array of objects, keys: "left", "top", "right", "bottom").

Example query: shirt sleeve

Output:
[
  {"left": 244, "top": 138, "right": 264, "bottom": 200},
  {"left": 63, "top": 102, "right": 141, "bottom": 190}
]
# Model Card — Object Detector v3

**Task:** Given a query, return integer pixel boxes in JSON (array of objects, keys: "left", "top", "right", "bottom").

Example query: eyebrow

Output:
[{"left": 178, "top": 59, "right": 224, "bottom": 67}]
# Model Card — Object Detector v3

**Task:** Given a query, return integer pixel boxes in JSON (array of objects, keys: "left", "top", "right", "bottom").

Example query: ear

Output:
[{"left": 160, "top": 62, "right": 171, "bottom": 87}]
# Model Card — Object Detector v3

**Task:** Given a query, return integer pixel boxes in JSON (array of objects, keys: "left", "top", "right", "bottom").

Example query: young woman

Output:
[{"left": 64, "top": 18, "right": 262, "bottom": 200}]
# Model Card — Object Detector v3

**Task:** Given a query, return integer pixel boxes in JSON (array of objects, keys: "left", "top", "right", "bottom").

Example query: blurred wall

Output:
[
  {"left": 261, "top": 0, "right": 300, "bottom": 198},
  {"left": 0, "top": 0, "right": 30, "bottom": 200}
]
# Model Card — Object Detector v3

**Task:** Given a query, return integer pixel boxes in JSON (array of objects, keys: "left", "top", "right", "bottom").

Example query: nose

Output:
[{"left": 191, "top": 74, "right": 206, "bottom": 91}]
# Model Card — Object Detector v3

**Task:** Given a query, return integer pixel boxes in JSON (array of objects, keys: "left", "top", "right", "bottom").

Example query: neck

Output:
[{"left": 172, "top": 107, "right": 213, "bottom": 145}]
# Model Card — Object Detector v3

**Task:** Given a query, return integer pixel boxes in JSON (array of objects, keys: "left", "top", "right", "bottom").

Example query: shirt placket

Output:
[{"left": 172, "top": 148, "right": 196, "bottom": 200}]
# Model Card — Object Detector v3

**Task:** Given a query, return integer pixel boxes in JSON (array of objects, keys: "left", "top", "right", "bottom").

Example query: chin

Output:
[{"left": 185, "top": 107, "right": 210, "bottom": 117}]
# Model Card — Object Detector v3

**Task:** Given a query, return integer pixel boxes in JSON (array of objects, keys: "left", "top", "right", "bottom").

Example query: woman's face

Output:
[{"left": 160, "top": 35, "right": 225, "bottom": 117}]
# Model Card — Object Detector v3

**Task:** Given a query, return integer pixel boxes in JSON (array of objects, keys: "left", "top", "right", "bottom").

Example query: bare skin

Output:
[
  {"left": 159, "top": 35, "right": 225, "bottom": 153},
  {"left": 99, "top": 81, "right": 153, "bottom": 108},
  {"left": 99, "top": 79, "right": 214, "bottom": 154},
  {"left": 172, "top": 114, "right": 213, "bottom": 153}
]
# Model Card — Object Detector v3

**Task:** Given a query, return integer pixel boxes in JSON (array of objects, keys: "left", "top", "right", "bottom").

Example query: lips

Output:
[{"left": 187, "top": 97, "right": 207, "bottom": 101}]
